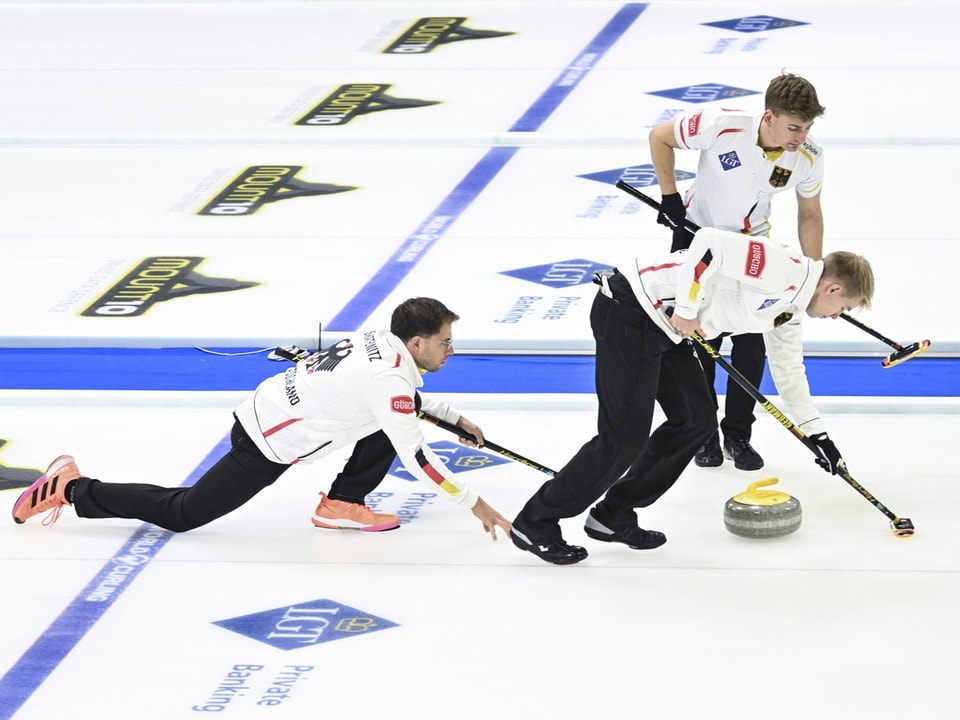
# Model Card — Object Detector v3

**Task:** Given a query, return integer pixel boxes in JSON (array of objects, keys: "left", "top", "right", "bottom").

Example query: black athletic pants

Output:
[
  {"left": 673, "top": 226, "right": 765, "bottom": 442},
  {"left": 513, "top": 274, "right": 716, "bottom": 541},
  {"left": 72, "top": 418, "right": 397, "bottom": 533},
  {"left": 694, "top": 332, "right": 765, "bottom": 442}
]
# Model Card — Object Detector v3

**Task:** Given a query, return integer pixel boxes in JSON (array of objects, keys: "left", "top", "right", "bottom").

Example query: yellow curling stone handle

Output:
[{"left": 733, "top": 477, "right": 792, "bottom": 506}]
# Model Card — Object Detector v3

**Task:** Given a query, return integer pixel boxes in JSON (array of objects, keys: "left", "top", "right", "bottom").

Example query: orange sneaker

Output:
[
  {"left": 311, "top": 493, "right": 399, "bottom": 532},
  {"left": 12, "top": 455, "right": 81, "bottom": 526}
]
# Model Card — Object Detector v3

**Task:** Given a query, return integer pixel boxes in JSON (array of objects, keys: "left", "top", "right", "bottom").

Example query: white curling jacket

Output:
[
  {"left": 620, "top": 227, "right": 828, "bottom": 436},
  {"left": 672, "top": 108, "right": 824, "bottom": 237},
  {"left": 234, "top": 329, "right": 479, "bottom": 508}
]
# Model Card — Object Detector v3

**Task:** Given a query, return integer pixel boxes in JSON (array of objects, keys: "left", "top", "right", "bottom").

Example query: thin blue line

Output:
[
  {"left": 511, "top": 4, "right": 648, "bottom": 132},
  {"left": 0, "top": 433, "right": 231, "bottom": 720},
  {"left": 326, "top": 146, "right": 520, "bottom": 331},
  {"left": 326, "top": 3, "right": 649, "bottom": 331}
]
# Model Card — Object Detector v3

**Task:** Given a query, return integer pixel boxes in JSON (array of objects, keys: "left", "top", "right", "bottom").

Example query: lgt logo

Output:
[
  {"left": 647, "top": 83, "right": 759, "bottom": 104},
  {"left": 389, "top": 440, "right": 509, "bottom": 480},
  {"left": 500, "top": 258, "right": 609, "bottom": 287},
  {"left": 213, "top": 599, "right": 398, "bottom": 650},
  {"left": 702, "top": 16, "right": 809, "bottom": 33},
  {"left": 718, "top": 151, "right": 742, "bottom": 171},
  {"left": 578, "top": 163, "right": 696, "bottom": 188}
]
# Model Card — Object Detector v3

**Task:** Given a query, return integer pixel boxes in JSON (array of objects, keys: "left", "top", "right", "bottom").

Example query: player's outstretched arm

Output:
[{"left": 471, "top": 497, "right": 512, "bottom": 541}]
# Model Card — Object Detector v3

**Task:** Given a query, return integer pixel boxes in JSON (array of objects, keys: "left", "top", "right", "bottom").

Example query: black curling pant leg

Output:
[
  {"left": 720, "top": 332, "right": 765, "bottom": 442},
  {"left": 599, "top": 340, "right": 717, "bottom": 525},
  {"left": 71, "top": 420, "right": 288, "bottom": 532},
  {"left": 514, "top": 291, "right": 668, "bottom": 541},
  {"left": 326, "top": 429, "right": 397, "bottom": 505},
  {"left": 692, "top": 332, "right": 766, "bottom": 442},
  {"left": 671, "top": 226, "right": 695, "bottom": 253},
  {"left": 692, "top": 335, "right": 721, "bottom": 415}
]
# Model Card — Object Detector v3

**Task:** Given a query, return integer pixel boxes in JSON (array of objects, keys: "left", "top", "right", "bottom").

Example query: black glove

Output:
[
  {"left": 657, "top": 192, "right": 686, "bottom": 230},
  {"left": 809, "top": 433, "right": 845, "bottom": 475}
]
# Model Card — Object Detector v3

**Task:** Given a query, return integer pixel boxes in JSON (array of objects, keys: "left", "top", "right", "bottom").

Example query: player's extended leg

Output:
[{"left": 71, "top": 420, "right": 288, "bottom": 532}]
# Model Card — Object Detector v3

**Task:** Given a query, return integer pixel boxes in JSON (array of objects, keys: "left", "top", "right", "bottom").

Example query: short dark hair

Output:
[
  {"left": 390, "top": 297, "right": 460, "bottom": 340},
  {"left": 766, "top": 73, "right": 825, "bottom": 122}
]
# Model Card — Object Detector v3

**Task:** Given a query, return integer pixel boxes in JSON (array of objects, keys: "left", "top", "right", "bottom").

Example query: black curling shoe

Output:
[
  {"left": 510, "top": 526, "right": 588, "bottom": 565},
  {"left": 694, "top": 432, "right": 723, "bottom": 467},
  {"left": 723, "top": 437, "right": 764, "bottom": 471},
  {"left": 583, "top": 509, "right": 666, "bottom": 550}
]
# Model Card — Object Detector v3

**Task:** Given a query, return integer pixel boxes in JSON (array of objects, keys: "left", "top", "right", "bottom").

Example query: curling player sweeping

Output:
[
  {"left": 510, "top": 211, "right": 913, "bottom": 565},
  {"left": 616, "top": 181, "right": 915, "bottom": 538}
]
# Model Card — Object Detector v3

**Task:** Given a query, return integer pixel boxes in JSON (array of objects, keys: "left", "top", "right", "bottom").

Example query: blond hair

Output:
[{"left": 823, "top": 251, "right": 874, "bottom": 310}]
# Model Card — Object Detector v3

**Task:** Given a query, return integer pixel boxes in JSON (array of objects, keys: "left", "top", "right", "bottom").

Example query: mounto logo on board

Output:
[
  {"left": 81, "top": 257, "right": 259, "bottom": 317},
  {"left": 383, "top": 17, "right": 515, "bottom": 54},
  {"left": 197, "top": 165, "right": 357, "bottom": 216},
  {"left": 647, "top": 83, "right": 760, "bottom": 104},
  {"left": 295, "top": 83, "right": 441, "bottom": 125}
]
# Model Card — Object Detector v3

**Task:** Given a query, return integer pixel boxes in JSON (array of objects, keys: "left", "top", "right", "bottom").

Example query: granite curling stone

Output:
[{"left": 724, "top": 477, "right": 801, "bottom": 538}]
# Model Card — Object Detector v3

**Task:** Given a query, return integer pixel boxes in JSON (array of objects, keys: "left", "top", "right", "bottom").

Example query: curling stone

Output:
[{"left": 724, "top": 477, "right": 802, "bottom": 538}]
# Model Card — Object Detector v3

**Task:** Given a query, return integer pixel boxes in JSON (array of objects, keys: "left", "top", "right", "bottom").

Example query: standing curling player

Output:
[
  {"left": 647, "top": 72, "right": 826, "bottom": 470},
  {"left": 510, "top": 227, "right": 873, "bottom": 564},
  {"left": 12, "top": 298, "right": 512, "bottom": 541}
]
